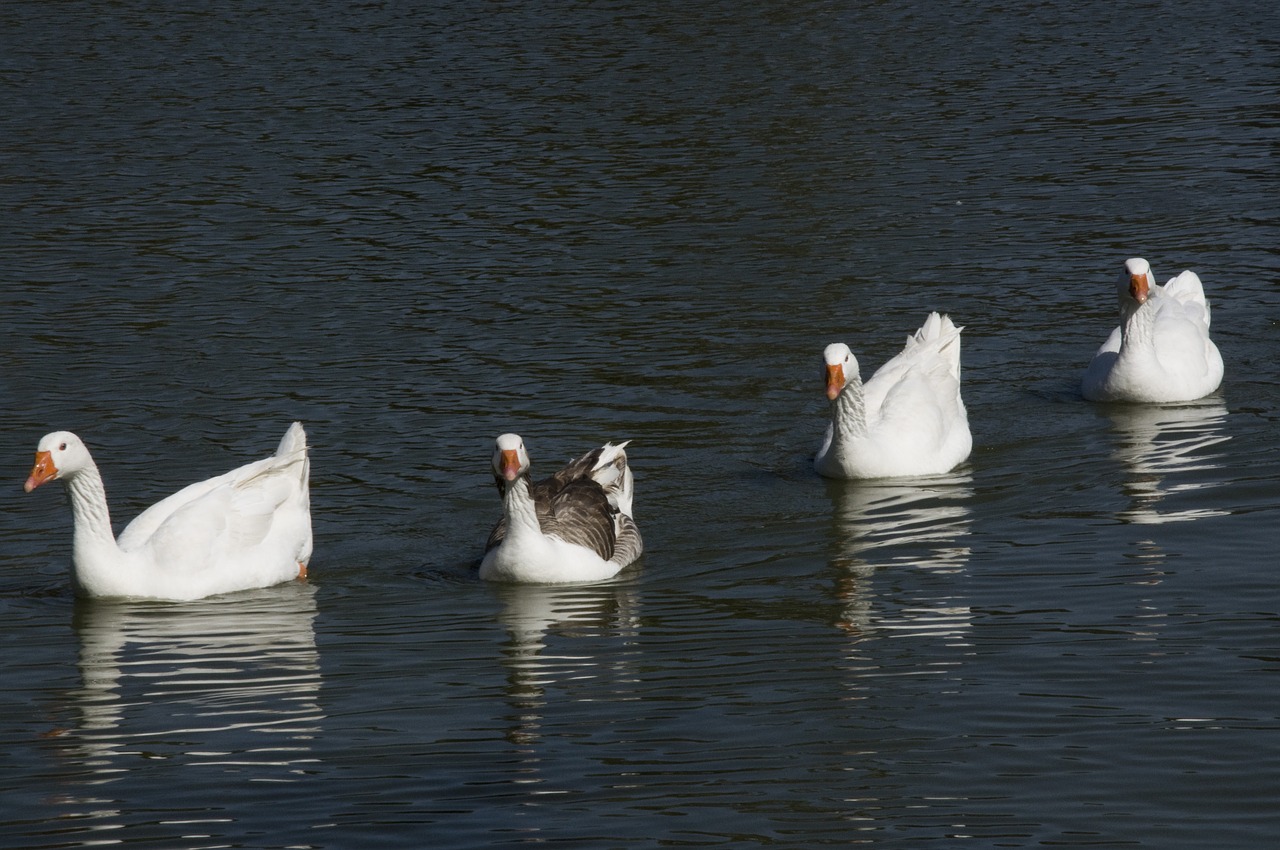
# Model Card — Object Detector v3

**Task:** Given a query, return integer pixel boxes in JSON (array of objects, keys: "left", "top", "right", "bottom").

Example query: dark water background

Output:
[{"left": 2, "top": 0, "right": 1279, "bottom": 846}]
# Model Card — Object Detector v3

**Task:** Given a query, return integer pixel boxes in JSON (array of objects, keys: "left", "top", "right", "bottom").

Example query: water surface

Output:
[{"left": 2, "top": 0, "right": 1279, "bottom": 846}]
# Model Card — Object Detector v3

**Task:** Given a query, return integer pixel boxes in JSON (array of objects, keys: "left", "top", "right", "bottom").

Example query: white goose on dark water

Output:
[
  {"left": 816, "top": 312, "right": 972, "bottom": 479},
  {"left": 479, "top": 433, "right": 642, "bottom": 583},
  {"left": 23, "top": 423, "right": 313, "bottom": 601},
  {"left": 1081, "top": 257, "right": 1223, "bottom": 403}
]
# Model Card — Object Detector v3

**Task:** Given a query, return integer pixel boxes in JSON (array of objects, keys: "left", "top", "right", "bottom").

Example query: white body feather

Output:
[
  {"left": 816, "top": 312, "right": 972, "bottom": 479},
  {"left": 28, "top": 423, "right": 312, "bottom": 601},
  {"left": 1082, "top": 259, "right": 1223, "bottom": 403}
]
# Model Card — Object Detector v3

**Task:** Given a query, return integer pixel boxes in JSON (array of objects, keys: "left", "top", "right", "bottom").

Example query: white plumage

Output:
[
  {"left": 1082, "top": 257, "right": 1223, "bottom": 403},
  {"left": 24, "top": 423, "right": 312, "bottom": 601},
  {"left": 815, "top": 312, "right": 972, "bottom": 479}
]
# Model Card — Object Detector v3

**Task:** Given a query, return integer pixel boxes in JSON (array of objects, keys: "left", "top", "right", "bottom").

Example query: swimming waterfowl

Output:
[
  {"left": 816, "top": 312, "right": 972, "bottom": 479},
  {"left": 480, "top": 433, "right": 642, "bottom": 583},
  {"left": 24, "top": 423, "right": 312, "bottom": 600},
  {"left": 1081, "top": 257, "right": 1223, "bottom": 403}
]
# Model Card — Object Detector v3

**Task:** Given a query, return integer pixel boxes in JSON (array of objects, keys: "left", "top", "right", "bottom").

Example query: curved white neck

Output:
[
  {"left": 831, "top": 373, "right": 868, "bottom": 438},
  {"left": 64, "top": 463, "right": 123, "bottom": 570}
]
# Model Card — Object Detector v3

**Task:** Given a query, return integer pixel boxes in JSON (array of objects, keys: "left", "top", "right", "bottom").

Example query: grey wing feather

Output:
[
  {"left": 484, "top": 515, "right": 506, "bottom": 552},
  {"left": 549, "top": 445, "right": 606, "bottom": 488},
  {"left": 485, "top": 469, "right": 618, "bottom": 560},
  {"left": 539, "top": 478, "right": 616, "bottom": 560},
  {"left": 610, "top": 514, "right": 643, "bottom": 566},
  {"left": 485, "top": 441, "right": 638, "bottom": 564}
]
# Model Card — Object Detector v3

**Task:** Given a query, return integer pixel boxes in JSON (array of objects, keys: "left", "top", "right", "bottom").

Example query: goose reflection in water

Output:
[
  {"left": 54, "top": 582, "right": 322, "bottom": 824},
  {"left": 1106, "top": 400, "right": 1230, "bottom": 525},
  {"left": 493, "top": 581, "right": 639, "bottom": 752},
  {"left": 825, "top": 472, "right": 973, "bottom": 644}
]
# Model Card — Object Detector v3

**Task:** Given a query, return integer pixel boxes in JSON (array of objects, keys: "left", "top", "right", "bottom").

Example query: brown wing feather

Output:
[
  {"left": 485, "top": 465, "right": 615, "bottom": 556},
  {"left": 484, "top": 512, "right": 506, "bottom": 552},
  {"left": 548, "top": 446, "right": 606, "bottom": 489},
  {"left": 539, "top": 477, "right": 616, "bottom": 559},
  {"left": 611, "top": 514, "right": 643, "bottom": 566}
]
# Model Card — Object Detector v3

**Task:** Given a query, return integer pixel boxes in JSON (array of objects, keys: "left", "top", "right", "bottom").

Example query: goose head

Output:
[
  {"left": 492, "top": 433, "right": 531, "bottom": 485},
  {"left": 24, "top": 431, "right": 91, "bottom": 493},
  {"left": 822, "top": 343, "right": 859, "bottom": 401},
  {"left": 1121, "top": 257, "right": 1154, "bottom": 306}
]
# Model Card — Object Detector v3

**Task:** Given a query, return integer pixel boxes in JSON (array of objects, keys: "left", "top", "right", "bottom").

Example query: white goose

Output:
[
  {"left": 24, "top": 423, "right": 312, "bottom": 601},
  {"left": 480, "top": 433, "right": 642, "bottom": 583},
  {"left": 816, "top": 312, "right": 972, "bottom": 479},
  {"left": 1081, "top": 257, "right": 1223, "bottom": 403}
]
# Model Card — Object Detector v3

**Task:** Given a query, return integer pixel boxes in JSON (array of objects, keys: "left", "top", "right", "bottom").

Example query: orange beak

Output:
[
  {"left": 24, "top": 450, "right": 57, "bottom": 493},
  {"left": 1129, "top": 273, "right": 1150, "bottom": 304},
  {"left": 500, "top": 448, "right": 522, "bottom": 481},
  {"left": 825, "top": 364, "right": 845, "bottom": 401}
]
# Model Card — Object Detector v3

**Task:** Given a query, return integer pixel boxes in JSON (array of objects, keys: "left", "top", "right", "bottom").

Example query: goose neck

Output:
[
  {"left": 501, "top": 475, "right": 541, "bottom": 536},
  {"left": 832, "top": 374, "right": 868, "bottom": 437},
  {"left": 1120, "top": 299, "right": 1157, "bottom": 350},
  {"left": 64, "top": 464, "right": 119, "bottom": 558}
]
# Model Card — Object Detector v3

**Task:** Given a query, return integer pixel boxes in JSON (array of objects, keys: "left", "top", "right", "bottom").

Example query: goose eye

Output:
[{"left": 59, "top": 442, "right": 67, "bottom": 451}]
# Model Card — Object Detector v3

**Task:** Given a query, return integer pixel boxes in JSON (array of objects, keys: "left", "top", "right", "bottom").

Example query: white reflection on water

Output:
[
  {"left": 54, "top": 582, "right": 322, "bottom": 825},
  {"left": 492, "top": 582, "right": 640, "bottom": 753},
  {"left": 1106, "top": 401, "right": 1231, "bottom": 525},
  {"left": 826, "top": 473, "right": 972, "bottom": 644}
]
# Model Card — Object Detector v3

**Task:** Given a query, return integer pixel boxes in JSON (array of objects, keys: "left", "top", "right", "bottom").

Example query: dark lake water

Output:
[{"left": 3, "top": 0, "right": 1279, "bottom": 846}]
